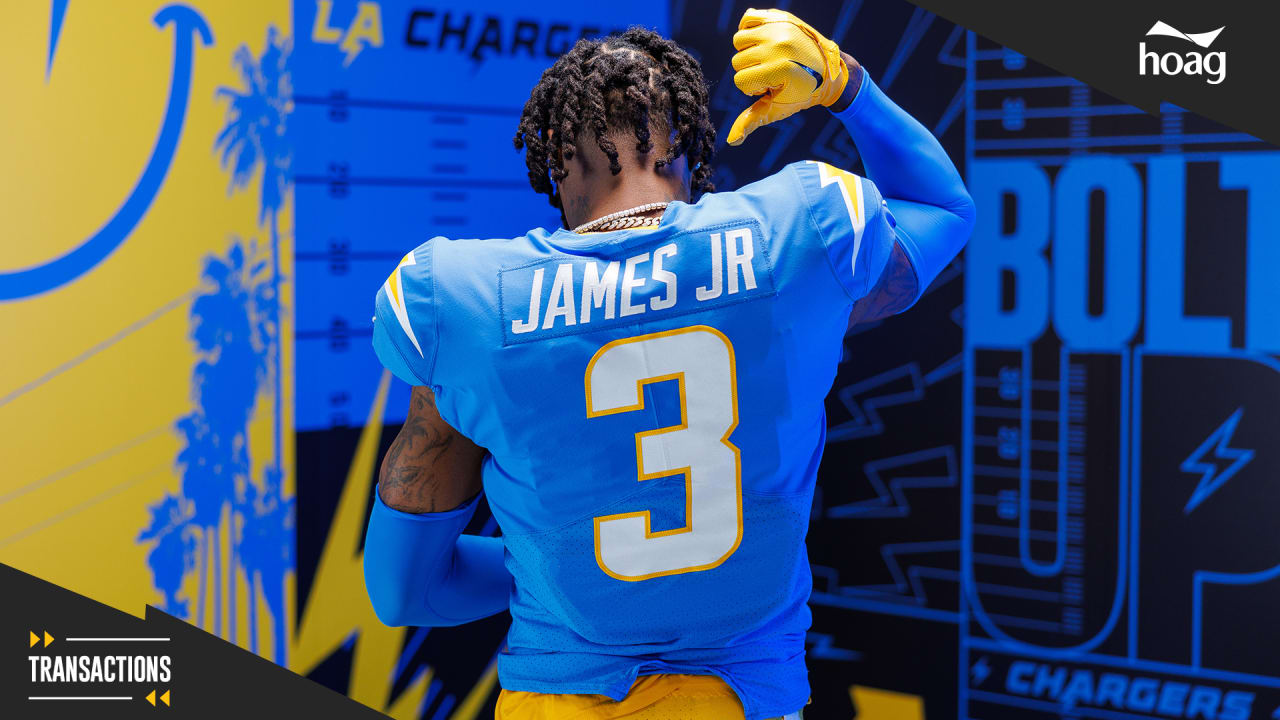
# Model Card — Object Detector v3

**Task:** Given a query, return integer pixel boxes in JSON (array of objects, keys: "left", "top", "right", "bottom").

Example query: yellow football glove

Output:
[{"left": 727, "top": 8, "right": 849, "bottom": 146}]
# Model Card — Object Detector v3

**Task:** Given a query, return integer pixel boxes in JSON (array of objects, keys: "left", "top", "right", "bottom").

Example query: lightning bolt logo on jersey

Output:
[{"left": 371, "top": 161, "right": 897, "bottom": 720}]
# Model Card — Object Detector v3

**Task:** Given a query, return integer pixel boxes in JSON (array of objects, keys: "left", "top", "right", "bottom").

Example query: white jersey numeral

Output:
[{"left": 585, "top": 325, "right": 743, "bottom": 581}]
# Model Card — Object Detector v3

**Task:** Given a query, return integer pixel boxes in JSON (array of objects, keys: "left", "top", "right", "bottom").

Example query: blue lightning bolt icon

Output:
[
  {"left": 1182, "top": 407, "right": 1254, "bottom": 514},
  {"left": 971, "top": 656, "right": 991, "bottom": 686}
]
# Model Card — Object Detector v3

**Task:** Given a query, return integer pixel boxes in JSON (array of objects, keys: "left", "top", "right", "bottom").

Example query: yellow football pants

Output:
[{"left": 496, "top": 673, "right": 802, "bottom": 720}]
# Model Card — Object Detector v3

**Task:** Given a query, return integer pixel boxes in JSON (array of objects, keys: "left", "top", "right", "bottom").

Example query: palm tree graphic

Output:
[
  {"left": 213, "top": 28, "right": 293, "bottom": 665},
  {"left": 139, "top": 27, "right": 294, "bottom": 666},
  {"left": 215, "top": 25, "right": 292, "bottom": 479}
]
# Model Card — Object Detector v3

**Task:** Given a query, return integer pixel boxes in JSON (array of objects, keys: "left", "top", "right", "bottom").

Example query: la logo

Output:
[{"left": 312, "top": 1, "right": 383, "bottom": 67}]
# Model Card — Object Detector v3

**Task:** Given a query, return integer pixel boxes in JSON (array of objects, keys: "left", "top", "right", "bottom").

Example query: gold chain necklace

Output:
[{"left": 572, "top": 202, "right": 669, "bottom": 234}]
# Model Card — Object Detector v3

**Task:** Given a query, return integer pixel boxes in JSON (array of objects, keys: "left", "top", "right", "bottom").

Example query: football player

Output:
[{"left": 363, "top": 8, "right": 974, "bottom": 719}]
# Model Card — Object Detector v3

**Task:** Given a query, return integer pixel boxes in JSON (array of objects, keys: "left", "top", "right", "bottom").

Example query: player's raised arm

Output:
[{"left": 728, "top": 8, "right": 975, "bottom": 324}]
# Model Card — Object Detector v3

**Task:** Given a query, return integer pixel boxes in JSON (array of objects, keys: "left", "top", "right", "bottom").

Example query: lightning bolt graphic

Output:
[
  {"left": 806, "top": 632, "right": 861, "bottom": 661},
  {"left": 826, "top": 445, "right": 957, "bottom": 519},
  {"left": 848, "top": 539, "right": 960, "bottom": 605},
  {"left": 1182, "top": 407, "right": 1254, "bottom": 514},
  {"left": 827, "top": 363, "right": 925, "bottom": 442},
  {"left": 340, "top": 37, "right": 364, "bottom": 68},
  {"left": 971, "top": 656, "right": 991, "bottom": 685}
]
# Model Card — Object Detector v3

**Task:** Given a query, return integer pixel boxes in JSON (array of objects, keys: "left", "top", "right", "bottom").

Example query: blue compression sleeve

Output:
[
  {"left": 831, "top": 72, "right": 975, "bottom": 304},
  {"left": 363, "top": 491, "right": 512, "bottom": 627}
]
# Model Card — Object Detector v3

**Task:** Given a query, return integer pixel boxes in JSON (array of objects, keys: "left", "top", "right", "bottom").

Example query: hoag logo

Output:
[{"left": 1139, "top": 20, "right": 1226, "bottom": 84}]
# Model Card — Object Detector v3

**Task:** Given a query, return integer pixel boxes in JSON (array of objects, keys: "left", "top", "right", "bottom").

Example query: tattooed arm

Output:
[
  {"left": 846, "top": 243, "right": 919, "bottom": 327},
  {"left": 377, "top": 386, "right": 483, "bottom": 512},
  {"left": 363, "top": 386, "right": 513, "bottom": 627}
]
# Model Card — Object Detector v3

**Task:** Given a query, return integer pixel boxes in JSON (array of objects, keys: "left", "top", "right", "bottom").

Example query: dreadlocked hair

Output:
[{"left": 513, "top": 27, "right": 716, "bottom": 209}]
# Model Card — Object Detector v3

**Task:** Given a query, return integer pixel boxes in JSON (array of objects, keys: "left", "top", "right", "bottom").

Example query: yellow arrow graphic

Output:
[
  {"left": 146, "top": 690, "right": 156, "bottom": 706},
  {"left": 29, "top": 631, "right": 39, "bottom": 648}
]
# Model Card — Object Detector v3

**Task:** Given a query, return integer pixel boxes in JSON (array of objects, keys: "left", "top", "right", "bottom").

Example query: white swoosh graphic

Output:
[{"left": 1146, "top": 20, "right": 1225, "bottom": 49}]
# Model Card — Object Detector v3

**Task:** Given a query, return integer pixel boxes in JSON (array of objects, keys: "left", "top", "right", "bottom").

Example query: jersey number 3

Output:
[{"left": 585, "top": 325, "right": 743, "bottom": 581}]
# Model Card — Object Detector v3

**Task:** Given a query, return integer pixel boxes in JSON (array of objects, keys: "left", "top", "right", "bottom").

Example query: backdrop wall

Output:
[{"left": 3, "top": 1, "right": 1277, "bottom": 719}]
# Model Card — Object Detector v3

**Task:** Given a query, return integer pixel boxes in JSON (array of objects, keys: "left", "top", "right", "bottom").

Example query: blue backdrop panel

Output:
[
  {"left": 290, "top": 2, "right": 1280, "bottom": 718},
  {"left": 292, "top": 1, "right": 669, "bottom": 431}
]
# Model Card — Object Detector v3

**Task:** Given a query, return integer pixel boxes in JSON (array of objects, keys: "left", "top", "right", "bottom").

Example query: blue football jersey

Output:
[{"left": 371, "top": 160, "right": 897, "bottom": 720}]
